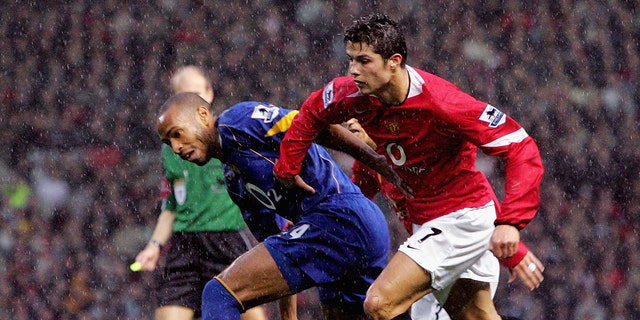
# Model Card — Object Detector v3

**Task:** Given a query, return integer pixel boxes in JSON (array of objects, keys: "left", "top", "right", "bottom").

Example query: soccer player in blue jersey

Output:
[{"left": 156, "top": 92, "right": 405, "bottom": 320}]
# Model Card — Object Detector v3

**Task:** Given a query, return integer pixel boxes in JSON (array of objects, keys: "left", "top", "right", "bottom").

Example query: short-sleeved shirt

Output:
[{"left": 161, "top": 145, "right": 246, "bottom": 232}]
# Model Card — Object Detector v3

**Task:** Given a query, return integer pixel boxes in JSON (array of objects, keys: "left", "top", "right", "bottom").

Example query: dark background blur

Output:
[{"left": 1, "top": 1, "right": 639, "bottom": 319}]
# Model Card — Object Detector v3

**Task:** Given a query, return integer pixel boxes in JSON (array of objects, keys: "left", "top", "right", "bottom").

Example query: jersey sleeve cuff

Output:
[{"left": 499, "top": 241, "right": 528, "bottom": 268}]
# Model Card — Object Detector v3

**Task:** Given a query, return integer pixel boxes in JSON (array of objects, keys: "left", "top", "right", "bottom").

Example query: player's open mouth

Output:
[
  {"left": 180, "top": 151, "right": 193, "bottom": 161},
  {"left": 354, "top": 80, "right": 367, "bottom": 87}
]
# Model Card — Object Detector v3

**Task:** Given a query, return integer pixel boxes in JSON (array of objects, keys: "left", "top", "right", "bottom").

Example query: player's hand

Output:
[
  {"left": 490, "top": 224, "right": 520, "bottom": 259},
  {"left": 508, "top": 251, "right": 545, "bottom": 290},
  {"left": 276, "top": 174, "right": 316, "bottom": 194}
]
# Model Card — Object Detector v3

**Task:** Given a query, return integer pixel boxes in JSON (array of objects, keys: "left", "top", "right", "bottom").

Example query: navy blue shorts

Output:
[{"left": 263, "top": 193, "right": 389, "bottom": 314}]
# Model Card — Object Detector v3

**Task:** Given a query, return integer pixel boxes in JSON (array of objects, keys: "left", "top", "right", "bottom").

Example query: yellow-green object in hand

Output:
[{"left": 130, "top": 262, "right": 142, "bottom": 272}]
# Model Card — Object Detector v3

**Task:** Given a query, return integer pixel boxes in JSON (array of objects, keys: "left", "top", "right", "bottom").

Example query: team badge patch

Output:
[
  {"left": 322, "top": 81, "right": 334, "bottom": 109},
  {"left": 479, "top": 104, "right": 506, "bottom": 128},
  {"left": 251, "top": 104, "right": 279, "bottom": 123},
  {"left": 173, "top": 179, "right": 187, "bottom": 205},
  {"left": 384, "top": 120, "right": 400, "bottom": 135}
]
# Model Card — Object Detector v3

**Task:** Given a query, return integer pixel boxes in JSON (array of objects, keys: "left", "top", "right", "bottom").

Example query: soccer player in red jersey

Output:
[
  {"left": 274, "top": 13, "right": 544, "bottom": 320},
  {"left": 347, "top": 118, "right": 544, "bottom": 320}
]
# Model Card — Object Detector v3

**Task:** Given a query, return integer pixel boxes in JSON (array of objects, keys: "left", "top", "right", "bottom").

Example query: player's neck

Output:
[
  {"left": 379, "top": 68, "right": 409, "bottom": 106},
  {"left": 208, "top": 126, "right": 223, "bottom": 159}
]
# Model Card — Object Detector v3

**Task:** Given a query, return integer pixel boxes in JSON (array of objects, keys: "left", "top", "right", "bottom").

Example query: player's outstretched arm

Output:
[{"left": 316, "top": 124, "right": 414, "bottom": 198}]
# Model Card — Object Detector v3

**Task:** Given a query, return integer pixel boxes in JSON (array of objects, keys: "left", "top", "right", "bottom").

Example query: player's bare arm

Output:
[{"left": 316, "top": 124, "right": 414, "bottom": 198}]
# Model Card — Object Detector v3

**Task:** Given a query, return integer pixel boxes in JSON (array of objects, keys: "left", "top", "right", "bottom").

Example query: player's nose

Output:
[
  {"left": 348, "top": 62, "right": 360, "bottom": 77},
  {"left": 170, "top": 140, "right": 183, "bottom": 154}
]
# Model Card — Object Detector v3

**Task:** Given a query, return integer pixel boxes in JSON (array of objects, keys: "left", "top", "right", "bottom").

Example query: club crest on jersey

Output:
[
  {"left": 224, "top": 164, "right": 241, "bottom": 182},
  {"left": 479, "top": 104, "right": 506, "bottom": 128},
  {"left": 384, "top": 120, "right": 400, "bottom": 135},
  {"left": 322, "top": 81, "right": 334, "bottom": 109},
  {"left": 251, "top": 104, "right": 279, "bottom": 123}
]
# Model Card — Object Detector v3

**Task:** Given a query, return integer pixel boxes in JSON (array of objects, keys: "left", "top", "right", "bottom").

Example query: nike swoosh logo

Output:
[
  {"left": 406, "top": 227, "right": 442, "bottom": 250},
  {"left": 354, "top": 109, "right": 370, "bottom": 114}
]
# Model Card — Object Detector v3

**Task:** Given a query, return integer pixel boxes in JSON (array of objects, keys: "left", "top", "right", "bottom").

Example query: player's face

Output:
[
  {"left": 157, "top": 107, "right": 213, "bottom": 166},
  {"left": 346, "top": 41, "right": 392, "bottom": 96}
]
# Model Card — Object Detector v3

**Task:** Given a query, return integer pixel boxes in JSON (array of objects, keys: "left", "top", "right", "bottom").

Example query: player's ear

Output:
[
  {"left": 197, "top": 105, "right": 210, "bottom": 124},
  {"left": 388, "top": 53, "right": 403, "bottom": 69}
]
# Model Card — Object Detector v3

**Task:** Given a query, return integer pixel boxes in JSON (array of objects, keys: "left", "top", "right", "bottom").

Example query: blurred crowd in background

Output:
[{"left": 1, "top": 0, "right": 639, "bottom": 319}]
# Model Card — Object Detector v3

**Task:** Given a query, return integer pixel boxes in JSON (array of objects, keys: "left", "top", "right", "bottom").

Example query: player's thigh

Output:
[
  {"left": 155, "top": 305, "right": 194, "bottom": 320},
  {"left": 240, "top": 306, "right": 267, "bottom": 320},
  {"left": 367, "top": 251, "right": 433, "bottom": 309},
  {"left": 217, "top": 243, "right": 293, "bottom": 306},
  {"left": 443, "top": 278, "right": 499, "bottom": 319}
]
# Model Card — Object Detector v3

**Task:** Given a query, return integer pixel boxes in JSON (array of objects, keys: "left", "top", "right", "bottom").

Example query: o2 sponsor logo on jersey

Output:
[
  {"left": 251, "top": 104, "right": 279, "bottom": 123},
  {"left": 322, "top": 81, "right": 334, "bottom": 109},
  {"left": 245, "top": 182, "right": 282, "bottom": 210},
  {"left": 479, "top": 104, "right": 506, "bottom": 128}
]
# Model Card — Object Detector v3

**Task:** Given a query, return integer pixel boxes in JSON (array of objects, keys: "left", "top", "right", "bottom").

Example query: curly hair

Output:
[{"left": 344, "top": 13, "right": 408, "bottom": 66}]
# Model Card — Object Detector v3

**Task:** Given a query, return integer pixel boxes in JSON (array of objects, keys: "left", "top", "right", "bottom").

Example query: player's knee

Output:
[
  {"left": 202, "top": 278, "right": 243, "bottom": 320},
  {"left": 363, "top": 291, "right": 394, "bottom": 320}
]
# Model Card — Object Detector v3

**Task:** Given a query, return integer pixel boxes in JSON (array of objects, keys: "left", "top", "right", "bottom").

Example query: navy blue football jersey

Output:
[{"left": 217, "top": 101, "right": 362, "bottom": 240}]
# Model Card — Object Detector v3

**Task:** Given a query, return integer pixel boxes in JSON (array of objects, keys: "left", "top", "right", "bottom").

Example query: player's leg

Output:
[
  {"left": 201, "top": 243, "right": 296, "bottom": 320},
  {"left": 155, "top": 306, "right": 194, "bottom": 320},
  {"left": 443, "top": 278, "right": 499, "bottom": 319},
  {"left": 411, "top": 293, "right": 449, "bottom": 320},
  {"left": 364, "top": 251, "right": 434, "bottom": 319},
  {"left": 200, "top": 230, "right": 268, "bottom": 320},
  {"left": 154, "top": 233, "right": 201, "bottom": 320},
  {"left": 439, "top": 249, "right": 501, "bottom": 320},
  {"left": 366, "top": 202, "right": 499, "bottom": 320},
  {"left": 240, "top": 307, "right": 267, "bottom": 320},
  {"left": 310, "top": 195, "right": 390, "bottom": 319}
]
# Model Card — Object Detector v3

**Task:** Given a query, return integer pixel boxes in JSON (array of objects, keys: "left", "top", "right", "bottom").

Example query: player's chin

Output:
[{"left": 192, "top": 156, "right": 209, "bottom": 166}]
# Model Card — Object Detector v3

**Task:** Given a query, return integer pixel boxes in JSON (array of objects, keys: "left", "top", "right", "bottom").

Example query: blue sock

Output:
[{"left": 201, "top": 278, "right": 243, "bottom": 320}]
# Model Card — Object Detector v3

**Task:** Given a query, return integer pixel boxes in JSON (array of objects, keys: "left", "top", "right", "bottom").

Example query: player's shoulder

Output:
[
  {"left": 409, "top": 67, "right": 485, "bottom": 113},
  {"left": 221, "top": 101, "right": 293, "bottom": 124},
  {"left": 301, "top": 76, "right": 361, "bottom": 110},
  {"left": 410, "top": 66, "right": 461, "bottom": 96}
]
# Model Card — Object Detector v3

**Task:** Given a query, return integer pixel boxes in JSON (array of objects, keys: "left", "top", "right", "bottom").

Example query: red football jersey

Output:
[{"left": 276, "top": 66, "right": 543, "bottom": 229}]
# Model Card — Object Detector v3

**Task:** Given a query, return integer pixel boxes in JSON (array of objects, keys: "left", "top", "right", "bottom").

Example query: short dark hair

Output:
[{"left": 344, "top": 13, "right": 407, "bottom": 65}]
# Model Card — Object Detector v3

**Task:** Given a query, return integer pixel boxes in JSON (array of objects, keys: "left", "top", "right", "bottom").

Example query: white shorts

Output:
[{"left": 398, "top": 201, "right": 500, "bottom": 307}]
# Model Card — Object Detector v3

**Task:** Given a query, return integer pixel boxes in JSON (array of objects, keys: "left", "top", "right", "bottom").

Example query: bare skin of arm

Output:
[
  {"left": 277, "top": 124, "right": 414, "bottom": 198},
  {"left": 135, "top": 209, "right": 175, "bottom": 271}
]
